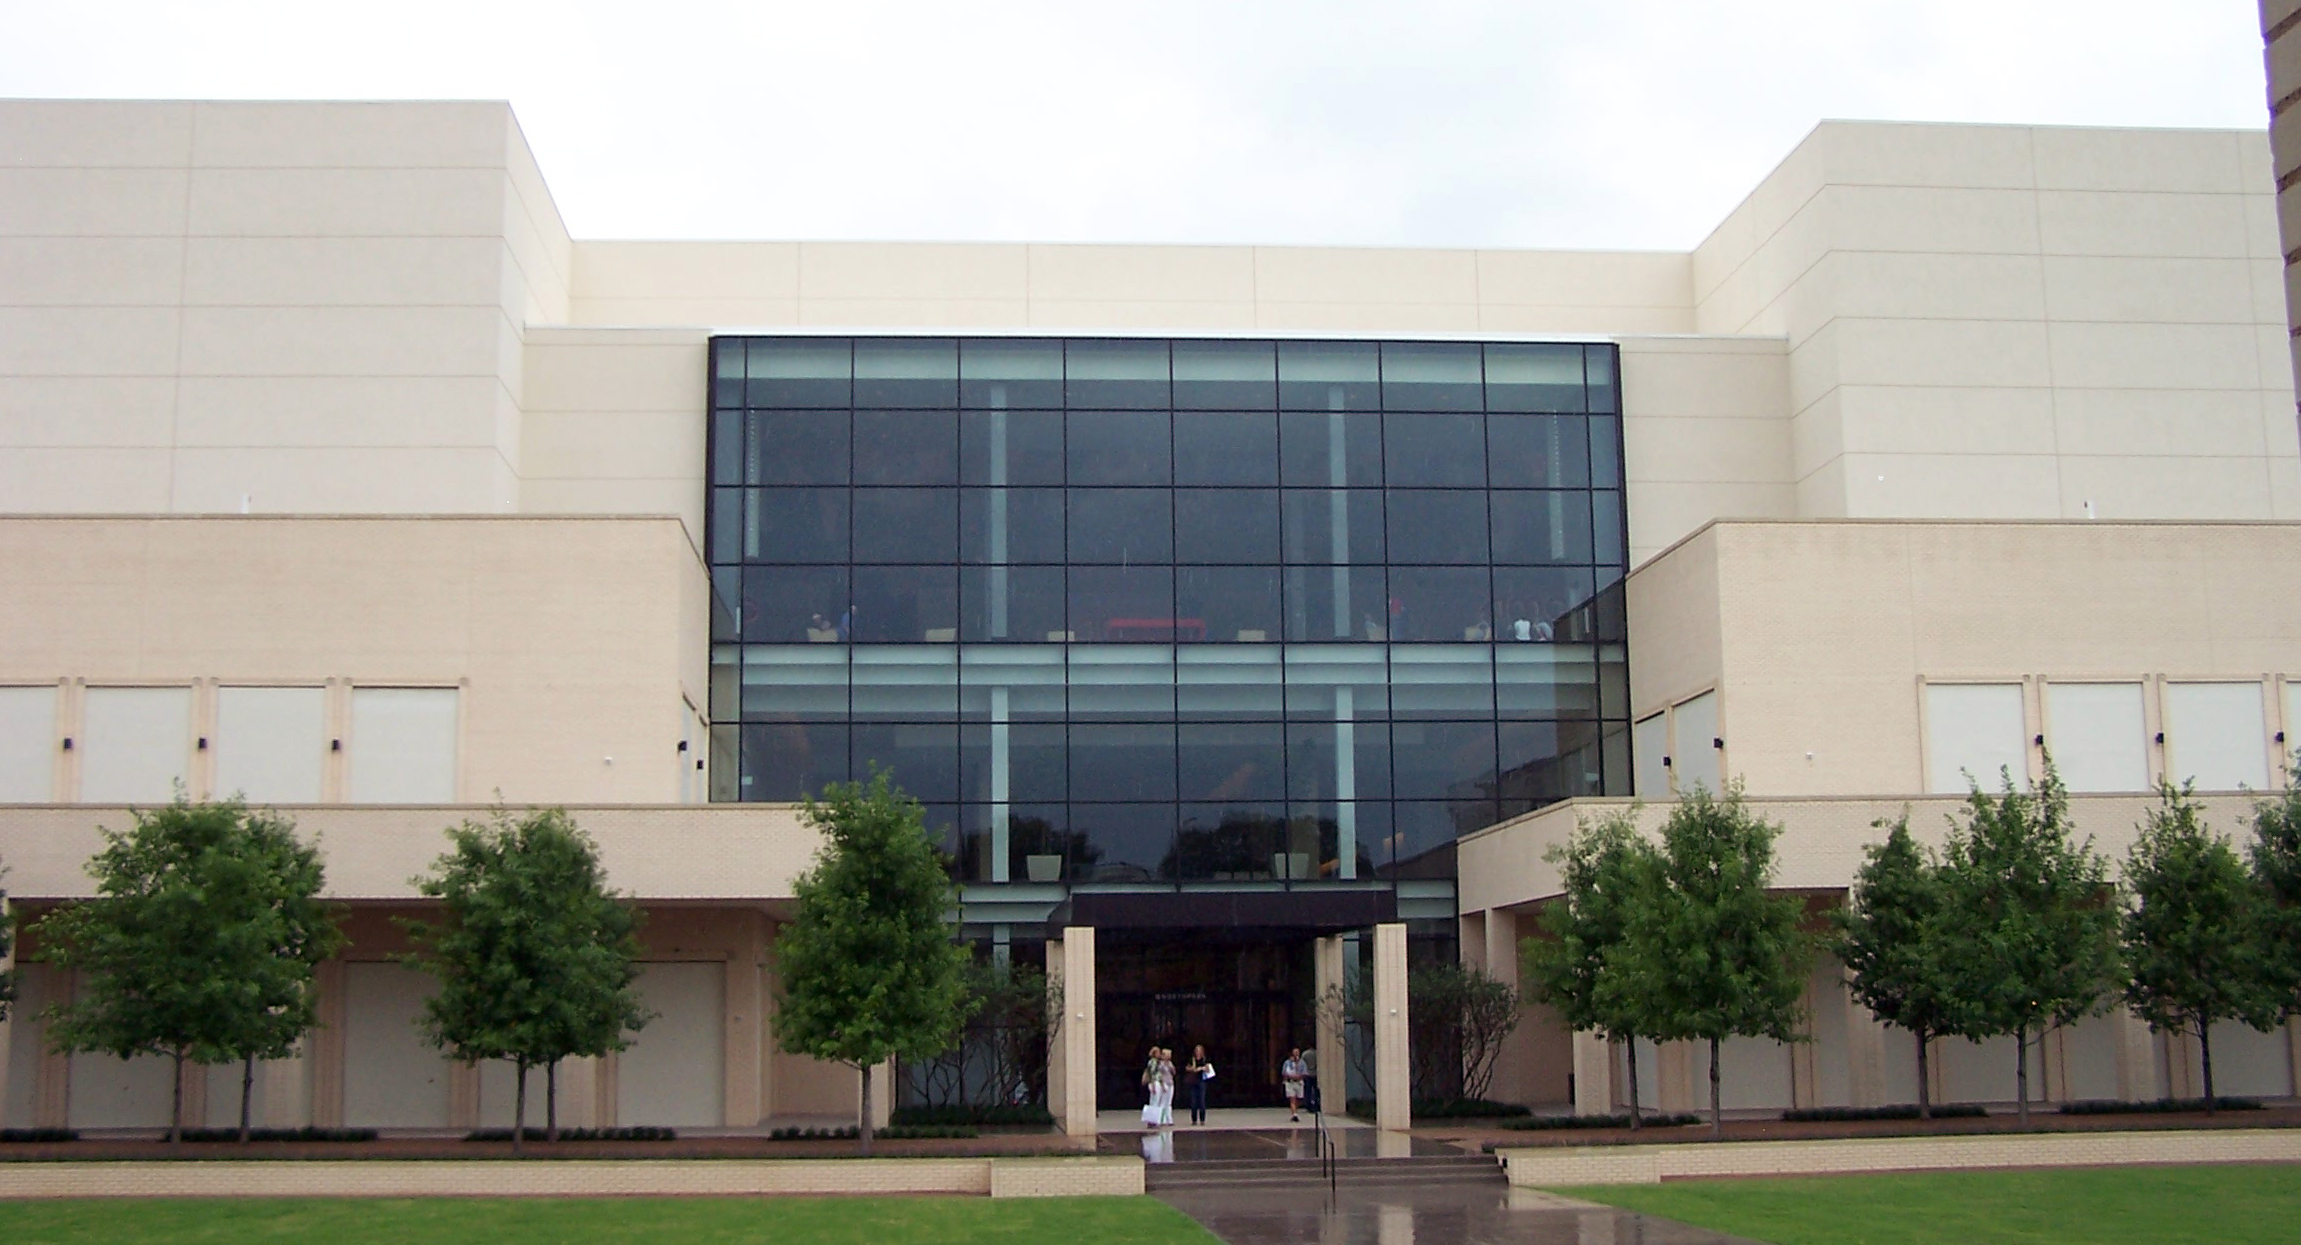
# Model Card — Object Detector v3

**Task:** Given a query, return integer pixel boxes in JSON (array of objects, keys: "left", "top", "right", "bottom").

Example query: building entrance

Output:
[{"left": 1095, "top": 935, "right": 1316, "bottom": 1112}]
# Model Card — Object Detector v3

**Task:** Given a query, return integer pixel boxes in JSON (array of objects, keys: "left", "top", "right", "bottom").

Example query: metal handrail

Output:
[{"left": 1312, "top": 1100, "right": 1336, "bottom": 1191}]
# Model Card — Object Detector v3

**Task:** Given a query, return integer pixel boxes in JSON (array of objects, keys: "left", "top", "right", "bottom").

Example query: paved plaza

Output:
[{"left": 1157, "top": 1180, "right": 1758, "bottom": 1245}]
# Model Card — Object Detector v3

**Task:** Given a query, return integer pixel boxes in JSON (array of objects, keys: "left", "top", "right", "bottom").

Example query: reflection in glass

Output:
[
  {"left": 752, "top": 487, "right": 849, "bottom": 562},
  {"left": 1487, "top": 414, "right": 1589, "bottom": 489},
  {"left": 960, "top": 339, "right": 1064, "bottom": 408},
  {"left": 742, "top": 566, "right": 848, "bottom": 642},
  {"left": 961, "top": 565, "right": 1067, "bottom": 642},
  {"left": 1173, "top": 341, "right": 1277, "bottom": 410},
  {"left": 1175, "top": 490, "right": 1279, "bottom": 564},
  {"left": 1484, "top": 343, "right": 1585, "bottom": 413},
  {"left": 1493, "top": 567, "right": 1598, "bottom": 643},
  {"left": 1066, "top": 340, "right": 1170, "bottom": 409},
  {"left": 1177, "top": 721, "right": 1287, "bottom": 802},
  {"left": 961, "top": 408, "right": 1064, "bottom": 484},
  {"left": 745, "top": 339, "right": 850, "bottom": 407},
  {"left": 1067, "top": 803, "right": 1175, "bottom": 882},
  {"left": 1490, "top": 491, "right": 1593, "bottom": 565},
  {"left": 961, "top": 488, "right": 1065, "bottom": 564},
  {"left": 1174, "top": 410, "right": 1278, "bottom": 485},
  {"left": 854, "top": 338, "right": 957, "bottom": 408},
  {"left": 854, "top": 410, "right": 957, "bottom": 484},
  {"left": 853, "top": 721, "right": 960, "bottom": 802},
  {"left": 1380, "top": 342, "right": 1483, "bottom": 412},
  {"left": 1281, "top": 489, "right": 1384, "bottom": 564},
  {"left": 742, "top": 721, "right": 847, "bottom": 799},
  {"left": 1279, "top": 410, "right": 1382, "bottom": 486},
  {"left": 1068, "top": 490, "right": 1173, "bottom": 564},
  {"left": 1069, "top": 722, "right": 1178, "bottom": 801},
  {"left": 1385, "top": 491, "right": 1488, "bottom": 565},
  {"left": 1383, "top": 413, "right": 1486, "bottom": 487},
  {"left": 751, "top": 411, "right": 851, "bottom": 485},
  {"left": 1067, "top": 411, "right": 1171, "bottom": 485},
  {"left": 1278, "top": 341, "right": 1379, "bottom": 410}
]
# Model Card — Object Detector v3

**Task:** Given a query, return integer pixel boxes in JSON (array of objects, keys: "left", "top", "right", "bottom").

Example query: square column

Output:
[
  {"left": 1571, "top": 1029, "right": 1612, "bottom": 1116},
  {"left": 260, "top": 1051, "right": 312, "bottom": 1128},
  {"left": 1314, "top": 934, "right": 1346, "bottom": 1112},
  {"left": 2115, "top": 1008, "right": 2163, "bottom": 1102},
  {"left": 1481, "top": 909, "right": 1525, "bottom": 1103},
  {"left": 1050, "top": 926, "right": 1097, "bottom": 1138},
  {"left": 1373, "top": 922, "right": 1409, "bottom": 1131}
]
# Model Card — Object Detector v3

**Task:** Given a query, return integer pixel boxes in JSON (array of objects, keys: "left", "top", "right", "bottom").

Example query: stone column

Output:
[
  {"left": 1053, "top": 926, "right": 1097, "bottom": 1138},
  {"left": 869, "top": 1061, "right": 893, "bottom": 1130},
  {"left": 1843, "top": 989, "right": 1890, "bottom": 1110},
  {"left": 554, "top": 1056, "right": 599, "bottom": 1130},
  {"left": 1373, "top": 922, "right": 1410, "bottom": 1131},
  {"left": 1314, "top": 934, "right": 1346, "bottom": 1113},
  {"left": 260, "top": 1051, "right": 312, "bottom": 1128},
  {"left": 1571, "top": 1029, "right": 1612, "bottom": 1117},
  {"left": 725, "top": 913, "right": 768, "bottom": 1127},
  {"left": 1482, "top": 909, "right": 1527, "bottom": 1104},
  {"left": 2115, "top": 1008, "right": 2162, "bottom": 1102},
  {"left": 308, "top": 960, "right": 346, "bottom": 1129}
]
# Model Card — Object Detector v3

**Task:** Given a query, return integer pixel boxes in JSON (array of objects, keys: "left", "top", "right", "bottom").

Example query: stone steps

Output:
[{"left": 1146, "top": 1153, "right": 1503, "bottom": 1191}]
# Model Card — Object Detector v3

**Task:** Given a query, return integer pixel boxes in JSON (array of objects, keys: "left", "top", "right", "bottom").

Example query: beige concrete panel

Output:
[
  {"left": 1478, "top": 305, "right": 1695, "bottom": 334},
  {"left": 1475, "top": 250, "right": 1693, "bottom": 311},
  {"left": 0, "top": 306, "right": 180, "bottom": 377},
  {"left": 1695, "top": 203, "right": 1830, "bottom": 338},
  {"left": 500, "top": 176, "right": 568, "bottom": 327},
  {"left": 2043, "top": 255, "right": 2262, "bottom": 324},
  {"left": 797, "top": 242, "right": 1028, "bottom": 301},
  {"left": 1615, "top": 340, "right": 1790, "bottom": 418},
  {"left": 2051, "top": 387, "right": 2275, "bottom": 458},
  {"left": 340, "top": 961, "right": 451, "bottom": 1129},
  {"left": 617, "top": 963, "right": 726, "bottom": 1127},
  {"left": 1026, "top": 244, "right": 1257, "bottom": 303},
  {"left": 1024, "top": 300, "right": 1258, "bottom": 330},
  {"left": 2251, "top": 255, "right": 2289, "bottom": 330},
  {"left": 522, "top": 334, "right": 706, "bottom": 412},
  {"left": 1253, "top": 301, "right": 1482, "bottom": 332},
  {"left": 568, "top": 297, "right": 801, "bottom": 327},
  {"left": 1823, "top": 185, "right": 2043, "bottom": 256},
  {"left": 518, "top": 478, "right": 704, "bottom": 540},
  {"left": 518, "top": 412, "right": 703, "bottom": 481},
  {"left": 1840, "top": 452, "right": 2064, "bottom": 518},
  {"left": 2055, "top": 456, "right": 2276, "bottom": 519},
  {"left": 0, "top": 449, "right": 173, "bottom": 513},
  {"left": 177, "top": 306, "right": 509, "bottom": 377},
  {"left": 1830, "top": 318, "right": 2053, "bottom": 389},
  {"left": 168, "top": 447, "right": 512, "bottom": 514},
  {"left": 185, "top": 168, "right": 509, "bottom": 238},
  {"left": 2047, "top": 321, "right": 2263, "bottom": 390},
  {"left": 2258, "top": 322, "right": 2293, "bottom": 393},
  {"left": 573, "top": 242, "right": 799, "bottom": 303},
  {"left": 2276, "top": 451, "right": 2301, "bottom": 518},
  {"left": 1786, "top": 321, "right": 1842, "bottom": 415},
  {"left": 2031, "top": 128, "right": 2247, "bottom": 194},
  {"left": 797, "top": 298, "right": 1031, "bottom": 328},
  {"left": 1834, "top": 386, "right": 2059, "bottom": 457},
  {"left": 0, "top": 236, "right": 184, "bottom": 305},
  {"left": 182, "top": 236, "right": 506, "bottom": 307},
  {"left": 1815, "top": 251, "right": 2048, "bottom": 325},
  {"left": 1794, "top": 458, "right": 1851, "bottom": 518},
  {"left": 2036, "top": 190, "right": 2254, "bottom": 259},
  {"left": 2278, "top": 186, "right": 2301, "bottom": 259},
  {"left": 1814, "top": 120, "right": 2037, "bottom": 190},
  {"left": 1693, "top": 126, "right": 1828, "bottom": 304},
  {"left": 0, "top": 377, "right": 176, "bottom": 446},
  {"left": 1724, "top": 676, "right": 1925, "bottom": 796},
  {"left": 2266, "top": 390, "right": 2301, "bottom": 457},
  {"left": 1787, "top": 389, "right": 1849, "bottom": 492},
  {"left": 1623, "top": 526, "right": 1722, "bottom": 717},
  {"left": 189, "top": 101, "right": 510, "bottom": 169},
  {"left": 501, "top": 116, "right": 570, "bottom": 324},
  {"left": 0, "top": 100, "right": 193, "bottom": 167},
  {"left": 1253, "top": 246, "right": 1477, "bottom": 306},
  {"left": 174, "top": 376, "right": 503, "bottom": 448},
  {"left": 0, "top": 168, "right": 190, "bottom": 236},
  {"left": 1624, "top": 482, "right": 1797, "bottom": 569},
  {"left": 1373, "top": 923, "right": 1410, "bottom": 1132},
  {"left": 1624, "top": 416, "right": 1793, "bottom": 485}
]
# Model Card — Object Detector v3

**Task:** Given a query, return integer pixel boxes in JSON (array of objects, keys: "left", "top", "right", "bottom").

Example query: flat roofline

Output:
[{"left": 1629, "top": 516, "right": 2301, "bottom": 576}]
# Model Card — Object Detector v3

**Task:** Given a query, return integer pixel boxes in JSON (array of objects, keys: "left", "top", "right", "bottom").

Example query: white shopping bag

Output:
[{"left": 1141, "top": 1103, "right": 1161, "bottom": 1128}]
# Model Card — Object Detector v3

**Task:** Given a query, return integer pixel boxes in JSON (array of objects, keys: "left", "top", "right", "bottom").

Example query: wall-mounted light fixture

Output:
[
  {"left": 197, "top": 736, "right": 208, "bottom": 750},
  {"left": 2155, "top": 732, "right": 2166, "bottom": 744},
  {"left": 2034, "top": 734, "right": 2045, "bottom": 746},
  {"left": 61, "top": 737, "right": 73, "bottom": 751},
  {"left": 677, "top": 739, "right": 690, "bottom": 752},
  {"left": 1712, "top": 737, "right": 1724, "bottom": 749},
  {"left": 1662, "top": 756, "right": 1672, "bottom": 768},
  {"left": 331, "top": 739, "right": 342, "bottom": 752}
]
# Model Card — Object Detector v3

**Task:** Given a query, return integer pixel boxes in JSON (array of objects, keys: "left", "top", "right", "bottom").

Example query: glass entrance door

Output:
[{"left": 1095, "top": 937, "right": 1311, "bottom": 1111}]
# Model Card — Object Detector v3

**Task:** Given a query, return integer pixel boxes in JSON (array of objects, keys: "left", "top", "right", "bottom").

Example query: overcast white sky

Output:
[{"left": 0, "top": 0, "right": 2273, "bottom": 249}]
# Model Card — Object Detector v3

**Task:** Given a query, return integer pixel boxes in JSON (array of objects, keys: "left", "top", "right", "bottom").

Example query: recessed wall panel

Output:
[
  {"left": 348, "top": 687, "right": 458, "bottom": 803},
  {"left": 1672, "top": 691, "right": 1720, "bottom": 796},
  {"left": 2163, "top": 681, "right": 2268, "bottom": 792},
  {"left": 213, "top": 686, "right": 325, "bottom": 804},
  {"left": 341, "top": 962, "right": 451, "bottom": 1129},
  {"left": 2044, "top": 682, "right": 2147, "bottom": 793},
  {"left": 1924, "top": 683, "right": 2025, "bottom": 795},
  {"left": 0, "top": 686, "right": 56, "bottom": 802},
  {"left": 615, "top": 962, "right": 725, "bottom": 1127},
  {"left": 79, "top": 686, "right": 190, "bottom": 803}
]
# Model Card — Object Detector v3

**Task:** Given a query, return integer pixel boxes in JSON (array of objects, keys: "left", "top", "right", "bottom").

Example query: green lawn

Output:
[
  {"left": 0, "top": 1195, "right": 1219, "bottom": 1245},
  {"left": 1562, "top": 1164, "right": 2301, "bottom": 1245}
]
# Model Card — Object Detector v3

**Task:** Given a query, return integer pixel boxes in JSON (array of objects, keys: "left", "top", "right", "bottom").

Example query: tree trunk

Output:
[
  {"left": 1915, "top": 1030, "right": 1931, "bottom": 1121},
  {"left": 2015, "top": 1023, "right": 2030, "bottom": 1128},
  {"left": 513, "top": 1061, "right": 528, "bottom": 1157},
  {"left": 1623, "top": 1038, "right": 1641, "bottom": 1130},
  {"left": 239, "top": 1053, "right": 256, "bottom": 1143},
  {"left": 2199, "top": 1021, "right": 2217, "bottom": 1116},
  {"left": 858, "top": 1064, "right": 875, "bottom": 1156},
  {"left": 547, "top": 1060, "right": 560, "bottom": 1142},
  {"left": 1709, "top": 1036, "right": 1723, "bottom": 1138},
  {"left": 169, "top": 1050, "right": 185, "bottom": 1146}
]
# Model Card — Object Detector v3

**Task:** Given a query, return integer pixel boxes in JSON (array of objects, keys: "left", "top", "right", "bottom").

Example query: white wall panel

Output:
[
  {"left": 2046, "top": 682, "right": 2148, "bottom": 792},
  {"left": 2201, "top": 1021, "right": 2295, "bottom": 1098},
  {"left": 0, "top": 685, "right": 56, "bottom": 802},
  {"left": 1632, "top": 713, "right": 1668, "bottom": 799},
  {"left": 2164, "top": 682, "right": 2268, "bottom": 791},
  {"left": 1672, "top": 692, "right": 1721, "bottom": 795},
  {"left": 4, "top": 967, "right": 50, "bottom": 1126},
  {"left": 213, "top": 686, "right": 324, "bottom": 804},
  {"left": 2285, "top": 680, "right": 2300, "bottom": 777},
  {"left": 348, "top": 687, "right": 458, "bottom": 803},
  {"left": 616, "top": 962, "right": 724, "bottom": 1127},
  {"left": 1938, "top": 1033, "right": 2018, "bottom": 1104},
  {"left": 203, "top": 1061, "right": 268, "bottom": 1128},
  {"left": 1924, "top": 683, "right": 2026, "bottom": 794},
  {"left": 79, "top": 686, "right": 190, "bottom": 803},
  {"left": 67, "top": 1048, "right": 174, "bottom": 1129},
  {"left": 341, "top": 962, "right": 451, "bottom": 1128}
]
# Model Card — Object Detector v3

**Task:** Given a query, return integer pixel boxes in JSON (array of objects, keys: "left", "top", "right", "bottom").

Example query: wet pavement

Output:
[
  {"left": 1101, "top": 1125, "right": 1464, "bottom": 1162},
  {"left": 1157, "top": 1180, "right": 1765, "bottom": 1245}
]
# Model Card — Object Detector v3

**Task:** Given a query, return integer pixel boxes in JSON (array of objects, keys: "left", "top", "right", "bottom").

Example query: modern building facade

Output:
[{"left": 1, "top": 99, "right": 2298, "bottom": 1132}]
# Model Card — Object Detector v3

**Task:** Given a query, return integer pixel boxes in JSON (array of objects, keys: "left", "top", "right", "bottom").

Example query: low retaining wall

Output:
[
  {"left": 1502, "top": 1128, "right": 2301, "bottom": 1187},
  {"left": 0, "top": 1156, "right": 1145, "bottom": 1200}
]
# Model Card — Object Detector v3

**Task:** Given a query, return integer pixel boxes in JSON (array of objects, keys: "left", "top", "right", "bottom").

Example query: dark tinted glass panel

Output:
[
  {"left": 961, "top": 408, "right": 1064, "bottom": 485},
  {"left": 1175, "top": 490, "right": 1278, "bottom": 564},
  {"left": 960, "top": 339, "right": 1064, "bottom": 408},
  {"left": 1280, "top": 489, "right": 1384, "bottom": 564},
  {"left": 1292, "top": 801, "right": 1386, "bottom": 876},
  {"left": 1383, "top": 413, "right": 1486, "bottom": 487},
  {"left": 1487, "top": 414, "right": 1589, "bottom": 488},
  {"left": 1069, "top": 723, "right": 1177, "bottom": 801},
  {"left": 1278, "top": 341, "right": 1378, "bottom": 410},
  {"left": 1385, "top": 567, "right": 1492, "bottom": 642},
  {"left": 710, "top": 488, "right": 743, "bottom": 564},
  {"left": 960, "top": 487, "right": 1065, "bottom": 564},
  {"left": 1483, "top": 343, "right": 1584, "bottom": 413},
  {"left": 1013, "top": 723, "right": 1071, "bottom": 801},
  {"left": 1381, "top": 342, "right": 1483, "bottom": 412},
  {"left": 1592, "top": 491, "right": 1624, "bottom": 567},
  {"left": 1065, "top": 340, "right": 1169, "bottom": 409},
  {"left": 850, "top": 565, "right": 958, "bottom": 641},
  {"left": 854, "top": 338, "right": 957, "bottom": 408},
  {"left": 753, "top": 411, "right": 850, "bottom": 485},
  {"left": 745, "top": 339, "right": 850, "bottom": 407},
  {"left": 852, "top": 488, "right": 957, "bottom": 563},
  {"left": 1176, "top": 566, "right": 1282, "bottom": 642},
  {"left": 1588, "top": 414, "right": 1622, "bottom": 488},
  {"left": 752, "top": 488, "right": 848, "bottom": 562},
  {"left": 1175, "top": 803, "right": 1290, "bottom": 881},
  {"left": 1067, "top": 489, "right": 1172, "bottom": 563},
  {"left": 1173, "top": 340, "right": 1276, "bottom": 410},
  {"left": 1491, "top": 491, "right": 1594, "bottom": 565},
  {"left": 742, "top": 722, "right": 846, "bottom": 799},
  {"left": 1173, "top": 411, "right": 1278, "bottom": 485},
  {"left": 1279, "top": 410, "right": 1382, "bottom": 486},
  {"left": 711, "top": 410, "right": 744, "bottom": 485},
  {"left": 712, "top": 340, "right": 745, "bottom": 408},
  {"left": 1493, "top": 567, "right": 1599, "bottom": 643},
  {"left": 1282, "top": 719, "right": 1390, "bottom": 801},
  {"left": 1069, "top": 567, "right": 1175, "bottom": 641},
  {"left": 1498, "top": 720, "right": 1604, "bottom": 815},
  {"left": 1389, "top": 803, "right": 1483, "bottom": 876},
  {"left": 1586, "top": 345, "right": 1618, "bottom": 413},
  {"left": 1385, "top": 491, "right": 1488, "bottom": 565},
  {"left": 853, "top": 722, "right": 959, "bottom": 802},
  {"left": 1177, "top": 721, "right": 1286, "bottom": 802},
  {"left": 1592, "top": 580, "right": 1627, "bottom": 644},
  {"left": 853, "top": 410, "right": 957, "bottom": 485},
  {"left": 1282, "top": 564, "right": 1387, "bottom": 641},
  {"left": 961, "top": 565, "right": 1067, "bottom": 642},
  {"left": 1390, "top": 720, "right": 1497, "bottom": 802},
  {"left": 741, "top": 566, "right": 848, "bottom": 642},
  {"left": 711, "top": 566, "right": 741, "bottom": 640},
  {"left": 1067, "top": 802, "right": 1175, "bottom": 882},
  {"left": 1067, "top": 411, "right": 1170, "bottom": 485}
]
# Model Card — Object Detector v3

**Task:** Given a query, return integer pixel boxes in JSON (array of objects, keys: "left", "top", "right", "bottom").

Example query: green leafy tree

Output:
[
  {"left": 773, "top": 772, "right": 974, "bottom": 1154},
  {"left": 403, "top": 808, "right": 651, "bottom": 1154},
  {"left": 40, "top": 797, "right": 342, "bottom": 1145},
  {"left": 2248, "top": 753, "right": 2301, "bottom": 1022},
  {"left": 1936, "top": 761, "right": 2120, "bottom": 1127},
  {"left": 2122, "top": 782, "right": 2281, "bottom": 1114},
  {"left": 1522, "top": 810, "right": 1663, "bottom": 1127},
  {"left": 1835, "top": 813, "right": 1958, "bottom": 1119},
  {"left": 1611, "top": 787, "right": 1812, "bottom": 1136}
]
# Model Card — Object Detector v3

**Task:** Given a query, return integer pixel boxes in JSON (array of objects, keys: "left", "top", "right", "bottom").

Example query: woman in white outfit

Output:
[{"left": 1156, "top": 1047, "right": 1178, "bottom": 1126}]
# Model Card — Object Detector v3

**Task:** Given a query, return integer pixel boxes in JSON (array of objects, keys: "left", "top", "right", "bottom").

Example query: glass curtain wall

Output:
[{"left": 707, "top": 337, "right": 1629, "bottom": 886}]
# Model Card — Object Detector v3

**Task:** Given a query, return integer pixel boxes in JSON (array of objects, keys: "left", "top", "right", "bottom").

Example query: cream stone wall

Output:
[{"left": 0, "top": 516, "right": 709, "bottom": 805}]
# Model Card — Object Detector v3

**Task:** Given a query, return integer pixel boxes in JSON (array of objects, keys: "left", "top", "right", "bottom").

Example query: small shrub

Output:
[
  {"left": 178, "top": 1126, "right": 379, "bottom": 1143},
  {"left": 1408, "top": 1097, "right": 1533, "bottom": 1120},
  {"left": 463, "top": 1126, "right": 677, "bottom": 1142},
  {"left": 1781, "top": 1104, "right": 1987, "bottom": 1122},
  {"left": 2058, "top": 1097, "right": 2262, "bottom": 1116},
  {"left": 0, "top": 1128, "right": 77, "bottom": 1143},
  {"left": 767, "top": 1124, "right": 976, "bottom": 1141},
  {"left": 1498, "top": 1112, "right": 1704, "bottom": 1130},
  {"left": 889, "top": 1104, "right": 1053, "bottom": 1128}
]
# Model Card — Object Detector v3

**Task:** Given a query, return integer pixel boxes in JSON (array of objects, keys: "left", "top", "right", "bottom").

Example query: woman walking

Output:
[
  {"left": 1140, "top": 1045, "right": 1165, "bottom": 1129},
  {"left": 1155, "top": 1046, "right": 1178, "bottom": 1126},
  {"left": 1281, "top": 1047, "right": 1309, "bottom": 1122},
  {"left": 1184, "top": 1044, "right": 1213, "bottom": 1125}
]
